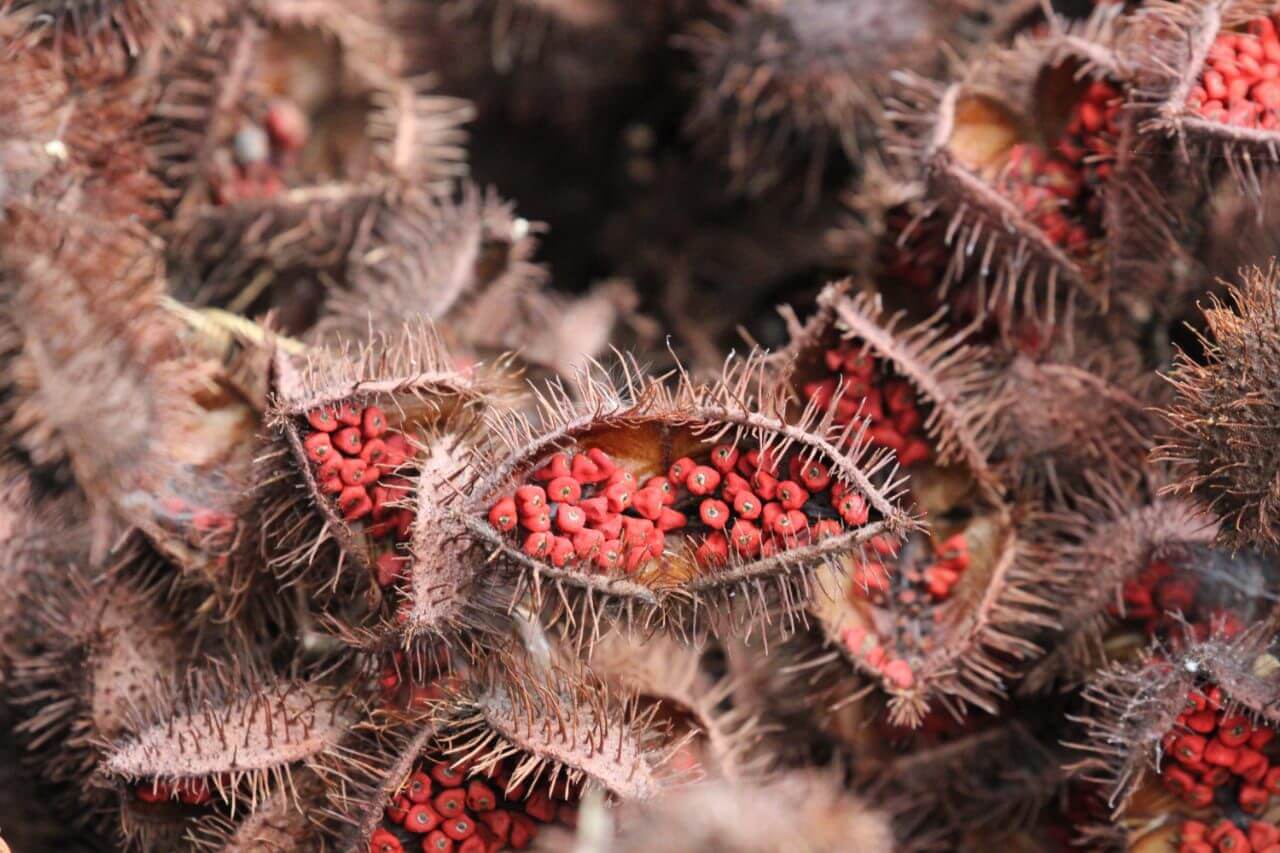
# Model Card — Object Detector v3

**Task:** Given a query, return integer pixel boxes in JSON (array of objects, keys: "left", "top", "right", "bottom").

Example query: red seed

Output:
[
  {"left": 521, "top": 509, "right": 551, "bottom": 533},
  {"left": 406, "top": 804, "right": 442, "bottom": 833},
  {"left": 668, "top": 457, "right": 697, "bottom": 484},
  {"left": 797, "top": 459, "right": 831, "bottom": 491},
  {"left": 337, "top": 401, "right": 363, "bottom": 427},
  {"left": 515, "top": 485, "right": 546, "bottom": 510},
  {"left": 556, "top": 505, "right": 586, "bottom": 534},
  {"left": 488, "top": 498, "right": 518, "bottom": 532},
  {"left": 434, "top": 788, "right": 466, "bottom": 818},
  {"left": 477, "top": 810, "right": 511, "bottom": 842},
  {"left": 596, "top": 539, "right": 624, "bottom": 571},
  {"left": 732, "top": 490, "right": 761, "bottom": 520},
  {"left": 837, "top": 493, "right": 869, "bottom": 526},
  {"left": 466, "top": 780, "right": 496, "bottom": 812},
  {"left": 370, "top": 828, "right": 404, "bottom": 853},
  {"left": 750, "top": 470, "right": 778, "bottom": 500},
  {"left": 442, "top": 815, "right": 476, "bottom": 841},
  {"left": 687, "top": 465, "right": 722, "bottom": 496},
  {"left": 546, "top": 477, "right": 582, "bottom": 504},
  {"left": 642, "top": 475, "right": 676, "bottom": 505},
  {"left": 304, "top": 431, "right": 334, "bottom": 463},
  {"left": 341, "top": 457, "right": 369, "bottom": 486},
  {"left": 362, "top": 406, "right": 387, "bottom": 439},
  {"left": 696, "top": 532, "right": 730, "bottom": 567},
  {"left": 321, "top": 476, "right": 344, "bottom": 495},
  {"left": 776, "top": 480, "right": 810, "bottom": 511},
  {"left": 572, "top": 527, "right": 604, "bottom": 558},
  {"left": 586, "top": 448, "right": 617, "bottom": 477},
  {"left": 406, "top": 771, "right": 434, "bottom": 804},
  {"left": 423, "top": 830, "right": 453, "bottom": 852},
  {"left": 1220, "top": 715, "right": 1254, "bottom": 747},
  {"left": 620, "top": 516, "right": 654, "bottom": 545},
  {"left": 595, "top": 514, "right": 623, "bottom": 539},
  {"left": 656, "top": 508, "right": 687, "bottom": 532},
  {"left": 386, "top": 794, "right": 411, "bottom": 824},
  {"left": 710, "top": 444, "right": 739, "bottom": 473},
  {"left": 523, "top": 532, "right": 552, "bottom": 558},
  {"left": 339, "top": 487, "right": 373, "bottom": 521},
  {"left": 548, "top": 536, "right": 574, "bottom": 567},
  {"left": 532, "top": 452, "right": 571, "bottom": 481},
  {"left": 306, "top": 407, "right": 339, "bottom": 432},
  {"left": 1256, "top": 79, "right": 1280, "bottom": 109},
  {"left": 430, "top": 763, "right": 466, "bottom": 787},
  {"left": 333, "top": 427, "right": 363, "bottom": 455},
  {"left": 375, "top": 553, "right": 404, "bottom": 587},
  {"left": 730, "top": 519, "right": 762, "bottom": 556},
  {"left": 1240, "top": 783, "right": 1269, "bottom": 814},
  {"left": 699, "top": 498, "right": 730, "bottom": 529},
  {"left": 1174, "top": 734, "right": 1206, "bottom": 764},
  {"left": 1204, "top": 739, "right": 1238, "bottom": 767},
  {"left": 604, "top": 482, "right": 633, "bottom": 513},
  {"left": 524, "top": 789, "right": 556, "bottom": 822},
  {"left": 508, "top": 813, "right": 538, "bottom": 849},
  {"left": 570, "top": 454, "right": 604, "bottom": 484},
  {"left": 579, "top": 496, "right": 609, "bottom": 523},
  {"left": 1184, "top": 784, "right": 1213, "bottom": 809},
  {"left": 630, "top": 488, "right": 665, "bottom": 521}
]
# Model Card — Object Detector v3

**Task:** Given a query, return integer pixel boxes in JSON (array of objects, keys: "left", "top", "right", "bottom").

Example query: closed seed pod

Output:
[
  {"left": 889, "top": 10, "right": 1141, "bottom": 329},
  {"left": 1066, "top": 634, "right": 1280, "bottom": 849},
  {"left": 328, "top": 655, "right": 683, "bottom": 852},
  {"left": 1156, "top": 263, "right": 1280, "bottom": 553},
  {"left": 0, "top": 207, "right": 258, "bottom": 590},
  {"left": 100, "top": 672, "right": 354, "bottom": 850},
  {"left": 418, "top": 352, "right": 915, "bottom": 649},
  {"left": 770, "top": 283, "right": 1069, "bottom": 725}
]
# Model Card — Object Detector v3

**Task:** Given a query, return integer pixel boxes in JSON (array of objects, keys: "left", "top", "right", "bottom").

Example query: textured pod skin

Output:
[{"left": 1157, "top": 264, "right": 1280, "bottom": 553}]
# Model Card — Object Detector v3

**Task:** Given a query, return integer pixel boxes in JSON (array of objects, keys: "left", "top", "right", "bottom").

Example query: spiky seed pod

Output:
[
  {"left": 6, "top": 555, "right": 191, "bottom": 834},
  {"left": 543, "top": 770, "right": 895, "bottom": 853},
  {"left": 990, "top": 344, "right": 1155, "bottom": 500},
  {"left": 0, "top": 208, "right": 258, "bottom": 584},
  {"left": 679, "top": 0, "right": 965, "bottom": 202},
  {"left": 328, "top": 656, "right": 683, "bottom": 852},
  {"left": 253, "top": 323, "right": 491, "bottom": 640},
  {"left": 580, "top": 630, "right": 764, "bottom": 780},
  {"left": 768, "top": 284, "right": 1054, "bottom": 725},
  {"left": 100, "top": 673, "right": 354, "bottom": 850},
  {"left": 889, "top": 11, "right": 1134, "bottom": 328},
  {"left": 422, "top": 353, "right": 915, "bottom": 650},
  {"left": 1157, "top": 264, "right": 1280, "bottom": 553},
  {"left": 1124, "top": 0, "right": 1280, "bottom": 198},
  {"left": 1066, "top": 634, "right": 1280, "bottom": 849},
  {"left": 1022, "top": 470, "right": 1246, "bottom": 693}
]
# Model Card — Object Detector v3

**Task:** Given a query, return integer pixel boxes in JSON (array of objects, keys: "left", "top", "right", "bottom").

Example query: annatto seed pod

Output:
[
  {"left": 0, "top": 208, "right": 258, "bottom": 589},
  {"left": 770, "top": 283, "right": 1053, "bottom": 726},
  {"left": 1021, "top": 467, "right": 1260, "bottom": 693},
  {"left": 889, "top": 10, "right": 1141, "bottom": 328},
  {"left": 1157, "top": 263, "right": 1280, "bottom": 553},
  {"left": 541, "top": 770, "right": 895, "bottom": 853},
  {"left": 329, "top": 655, "right": 684, "bottom": 852},
  {"left": 678, "top": 0, "right": 967, "bottom": 202},
  {"left": 100, "top": 673, "right": 353, "bottom": 850},
  {"left": 5, "top": 552, "right": 192, "bottom": 835},
  {"left": 1124, "top": 0, "right": 1280, "bottom": 198},
  {"left": 254, "top": 322, "right": 492, "bottom": 637},
  {"left": 1067, "top": 634, "right": 1280, "bottom": 850},
  {"left": 421, "top": 352, "right": 915, "bottom": 649}
]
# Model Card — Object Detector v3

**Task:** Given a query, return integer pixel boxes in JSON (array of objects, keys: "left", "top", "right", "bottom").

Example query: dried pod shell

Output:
[
  {"left": 422, "top": 354, "right": 915, "bottom": 649},
  {"left": 1157, "top": 263, "right": 1280, "bottom": 552}
]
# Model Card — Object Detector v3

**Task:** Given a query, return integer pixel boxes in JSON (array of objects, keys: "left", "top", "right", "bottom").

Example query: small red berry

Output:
[
  {"left": 523, "top": 532, "right": 552, "bottom": 558},
  {"left": 442, "top": 815, "right": 475, "bottom": 841},
  {"left": 515, "top": 485, "right": 546, "bottom": 510},
  {"left": 361, "top": 438, "right": 389, "bottom": 468},
  {"left": 477, "top": 810, "right": 511, "bottom": 842},
  {"left": 1220, "top": 715, "right": 1254, "bottom": 747},
  {"left": 837, "top": 493, "right": 869, "bottom": 526},
  {"left": 579, "top": 496, "right": 609, "bottom": 523},
  {"left": 423, "top": 830, "right": 453, "bottom": 852},
  {"left": 337, "top": 400, "right": 363, "bottom": 427},
  {"left": 307, "top": 406, "right": 339, "bottom": 432},
  {"left": 488, "top": 498, "right": 518, "bottom": 532},
  {"left": 572, "top": 528, "right": 604, "bottom": 558},
  {"left": 668, "top": 457, "right": 696, "bottom": 485},
  {"left": 570, "top": 454, "right": 604, "bottom": 484},
  {"left": 508, "top": 813, "right": 537, "bottom": 849},
  {"left": 341, "top": 457, "right": 369, "bottom": 486},
  {"left": 406, "top": 771, "right": 434, "bottom": 803},
  {"left": 750, "top": 470, "right": 778, "bottom": 500},
  {"left": 375, "top": 553, "right": 404, "bottom": 587},
  {"left": 642, "top": 476, "right": 676, "bottom": 504},
  {"left": 631, "top": 488, "right": 665, "bottom": 521},
  {"left": 596, "top": 539, "right": 624, "bottom": 571},
  {"left": 797, "top": 458, "right": 831, "bottom": 491},
  {"left": 709, "top": 444, "right": 739, "bottom": 473},
  {"left": 729, "top": 519, "right": 761, "bottom": 557},
  {"left": 548, "top": 536, "right": 574, "bottom": 567},
  {"left": 370, "top": 827, "right": 404, "bottom": 853},
  {"left": 521, "top": 509, "right": 551, "bottom": 533},
  {"left": 732, "top": 490, "right": 761, "bottom": 520},
  {"left": 555, "top": 505, "right": 586, "bottom": 534},
  {"left": 466, "top": 780, "right": 496, "bottom": 812},
  {"left": 620, "top": 516, "right": 654, "bottom": 545},
  {"left": 524, "top": 789, "right": 556, "bottom": 822},
  {"left": 604, "top": 482, "right": 632, "bottom": 513},
  {"left": 433, "top": 789, "right": 465, "bottom": 818},
  {"left": 586, "top": 448, "right": 616, "bottom": 477},
  {"left": 533, "top": 452, "right": 572, "bottom": 481},
  {"left": 696, "top": 532, "right": 729, "bottom": 567},
  {"left": 686, "top": 466, "right": 721, "bottom": 496},
  {"left": 304, "top": 431, "right": 333, "bottom": 463},
  {"left": 546, "top": 476, "right": 582, "bottom": 504},
  {"left": 334, "top": 427, "right": 363, "bottom": 455},
  {"left": 405, "top": 804, "right": 442, "bottom": 833},
  {"left": 430, "top": 763, "right": 465, "bottom": 786},
  {"left": 699, "top": 498, "right": 729, "bottom": 529},
  {"left": 776, "top": 480, "right": 810, "bottom": 510},
  {"left": 339, "top": 486, "right": 373, "bottom": 521},
  {"left": 362, "top": 406, "right": 387, "bottom": 439},
  {"left": 595, "top": 514, "right": 623, "bottom": 539}
]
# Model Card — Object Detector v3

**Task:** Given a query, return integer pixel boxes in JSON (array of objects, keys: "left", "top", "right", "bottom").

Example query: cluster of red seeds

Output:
[
  {"left": 1160, "top": 685, "right": 1280, "bottom": 852},
  {"left": 132, "top": 777, "right": 214, "bottom": 807},
  {"left": 1187, "top": 17, "right": 1280, "bottom": 130},
  {"left": 1116, "top": 560, "right": 1244, "bottom": 647},
  {"left": 212, "top": 99, "right": 310, "bottom": 205},
  {"left": 301, "top": 401, "right": 415, "bottom": 588},
  {"left": 996, "top": 143, "right": 1092, "bottom": 258},
  {"left": 1055, "top": 79, "right": 1123, "bottom": 209},
  {"left": 801, "top": 342, "right": 931, "bottom": 466},
  {"left": 486, "top": 443, "right": 871, "bottom": 575},
  {"left": 369, "top": 756, "right": 578, "bottom": 853}
]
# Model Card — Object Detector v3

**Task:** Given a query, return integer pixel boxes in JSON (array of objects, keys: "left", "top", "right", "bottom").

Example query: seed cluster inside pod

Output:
[
  {"left": 1116, "top": 558, "right": 1246, "bottom": 648},
  {"left": 213, "top": 93, "right": 310, "bottom": 205},
  {"left": 1158, "top": 684, "right": 1280, "bottom": 851},
  {"left": 484, "top": 439, "right": 876, "bottom": 579},
  {"left": 299, "top": 400, "right": 415, "bottom": 588},
  {"left": 1187, "top": 17, "right": 1280, "bottom": 129},
  {"left": 370, "top": 754, "right": 579, "bottom": 853}
]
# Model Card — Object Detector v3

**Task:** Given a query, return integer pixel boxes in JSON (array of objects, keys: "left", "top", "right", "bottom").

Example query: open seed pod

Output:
[
  {"left": 1125, "top": 0, "right": 1280, "bottom": 199},
  {"left": 768, "top": 283, "right": 1052, "bottom": 725},
  {"left": 541, "top": 770, "right": 896, "bottom": 853},
  {"left": 253, "top": 322, "right": 493, "bottom": 645},
  {"left": 422, "top": 353, "right": 916, "bottom": 649},
  {"left": 890, "top": 10, "right": 1136, "bottom": 328},
  {"left": 678, "top": 0, "right": 967, "bottom": 202},
  {"left": 329, "top": 655, "right": 684, "bottom": 852},
  {"left": 1021, "top": 468, "right": 1271, "bottom": 693},
  {"left": 99, "top": 671, "right": 354, "bottom": 850},
  {"left": 0, "top": 207, "right": 259, "bottom": 587},
  {"left": 5, "top": 552, "right": 193, "bottom": 837},
  {"left": 1067, "top": 634, "right": 1280, "bottom": 850},
  {"left": 1156, "top": 263, "right": 1280, "bottom": 554}
]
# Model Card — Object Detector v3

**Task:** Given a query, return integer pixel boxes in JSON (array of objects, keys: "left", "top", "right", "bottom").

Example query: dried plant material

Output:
[
  {"left": 1158, "top": 263, "right": 1280, "bottom": 553},
  {"left": 1067, "top": 634, "right": 1280, "bottom": 849},
  {"left": 544, "top": 770, "right": 895, "bottom": 853},
  {"left": 423, "top": 354, "right": 916, "bottom": 649}
]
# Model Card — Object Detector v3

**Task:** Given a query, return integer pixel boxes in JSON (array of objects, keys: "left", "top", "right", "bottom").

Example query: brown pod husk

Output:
[
  {"left": 5, "top": 550, "right": 193, "bottom": 837},
  {"left": 542, "top": 769, "right": 896, "bottom": 853},
  {"left": 769, "top": 283, "right": 1054, "bottom": 725},
  {"left": 0, "top": 206, "right": 259, "bottom": 591},
  {"left": 419, "top": 352, "right": 917, "bottom": 650},
  {"left": 252, "top": 322, "right": 494, "bottom": 648},
  {"left": 326, "top": 654, "right": 684, "bottom": 851},
  {"left": 1021, "top": 468, "right": 1258, "bottom": 693},
  {"left": 100, "top": 671, "right": 355, "bottom": 851},
  {"left": 1066, "top": 632, "right": 1280, "bottom": 849},
  {"left": 183, "top": 786, "right": 319, "bottom": 852},
  {"left": 678, "top": 0, "right": 967, "bottom": 203},
  {"left": 889, "top": 9, "right": 1142, "bottom": 329},
  {"left": 1124, "top": 0, "right": 1280, "bottom": 198},
  {"left": 1156, "top": 263, "right": 1280, "bottom": 553}
]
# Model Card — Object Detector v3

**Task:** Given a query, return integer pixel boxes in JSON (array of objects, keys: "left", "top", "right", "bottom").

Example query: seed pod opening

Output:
[
  {"left": 331, "top": 658, "right": 681, "bottom": 852},
  {"left": 1156, "top": 263, "right": 1280, "bottom": 553},
  {"left": 101, "top": 675, "right": 353, "bottom": 849},
  {"left": 0, "top": 208, "right": 257, "bottom": 587},
  {"left": 891, "top": 14, "right": 1133, "bottom": 327},
  {"left": 1067, "top": 635, "right": 1280, "bottom": 849},
  {"left": 256, "top": 322, "right": 491, "bottom": 623},
  {"left": 428, "top": 355, "right": 915, "bottom": 648},
  {"left": 771, "top": 284, "right": 1056, "bottom": 725}
]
